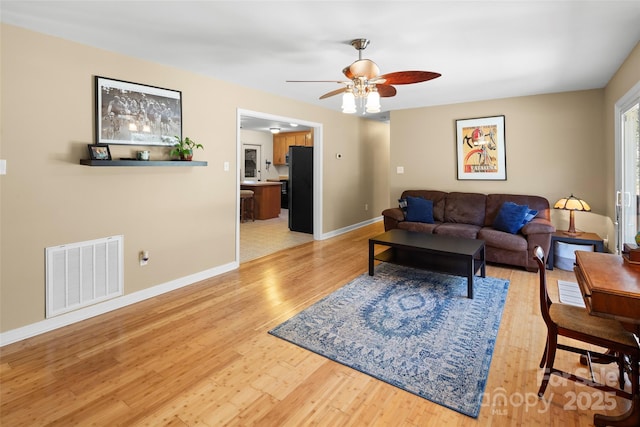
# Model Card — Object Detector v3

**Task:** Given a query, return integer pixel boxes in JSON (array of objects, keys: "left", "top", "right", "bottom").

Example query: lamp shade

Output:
[
  {"left": 553, "top": 194, "right": 591, "bottom": 212},
  {"left": 554, "top": 194, "right": 590, "bottom": 236}
]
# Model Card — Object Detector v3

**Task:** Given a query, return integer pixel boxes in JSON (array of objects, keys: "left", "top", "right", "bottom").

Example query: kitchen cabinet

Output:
[{"left": 273, "top": 130, "right": 313, "bottom": 165}]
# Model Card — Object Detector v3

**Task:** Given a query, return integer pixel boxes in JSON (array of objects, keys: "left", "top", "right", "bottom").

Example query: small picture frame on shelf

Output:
[{"left": 88, "top": 144, "right": 112, "bottom": 160}]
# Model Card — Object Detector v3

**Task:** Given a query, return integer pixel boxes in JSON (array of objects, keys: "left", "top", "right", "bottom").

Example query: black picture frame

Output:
[
  {"left": 95, "top": 76, "right": 182, "bottom": 146},
  {"left": 88, "top": 144, "right": 112, "bottom": 160},
  {"left": 455, "top": 115, "right": 507, "bottom": 180}
]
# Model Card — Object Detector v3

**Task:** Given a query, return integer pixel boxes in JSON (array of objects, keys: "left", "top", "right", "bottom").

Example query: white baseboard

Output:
[
  {"left": 0, "top": 261, "right": 238, "bottom": 347},
  {"left": 320, "top": 216, "right": 382, "bottom": 240}
]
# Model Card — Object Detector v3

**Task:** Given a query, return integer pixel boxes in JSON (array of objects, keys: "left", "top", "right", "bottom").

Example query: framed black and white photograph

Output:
[
  {"left": 455, "top": 115, "right": 506, "bottom": 180},
  {"left": 95, "top": 76, "right": 182, "bottom": 146},
  {"left": 87, "top": 144, "right": 112, "bottom": 160}
]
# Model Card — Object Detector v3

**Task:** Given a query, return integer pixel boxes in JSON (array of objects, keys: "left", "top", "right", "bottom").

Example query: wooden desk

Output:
[
  {"left": 574, "top": 251, "right": 640, "bottom": 427},
  {"left": 240, "top": 181, "right": 281, "bottom": 220},
  {"left": 574, "top": 251, "right": 640, "bottom": 328}
]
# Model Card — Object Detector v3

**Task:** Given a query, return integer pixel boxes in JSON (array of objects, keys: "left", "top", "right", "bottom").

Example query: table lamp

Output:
[{"left": 554, "top": 194, "right": 591, "bottom": 236}]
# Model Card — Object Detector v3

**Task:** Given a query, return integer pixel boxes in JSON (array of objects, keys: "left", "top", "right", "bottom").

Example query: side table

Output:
[{"left": 546, "top": 231, "right": 604, "bottom": 270}]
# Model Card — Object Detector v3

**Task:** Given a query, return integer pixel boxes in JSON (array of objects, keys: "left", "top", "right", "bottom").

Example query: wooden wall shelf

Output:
[{"left": 80, "top": 160, "right": 207, "bottom": 167}]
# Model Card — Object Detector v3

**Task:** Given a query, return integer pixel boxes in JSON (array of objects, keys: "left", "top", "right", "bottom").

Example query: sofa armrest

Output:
[
  {"left": 382, "top": 207, "right": 405, "bottom": 231},
  {"left": 521, "top": 218, "right": 555, "bottom": 235}
]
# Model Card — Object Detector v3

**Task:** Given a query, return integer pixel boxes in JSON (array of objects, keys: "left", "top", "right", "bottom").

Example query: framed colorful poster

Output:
[
  {"left": 95, "top": 76, "right": 182, "bottom": 146},
  {"left": 455, "top": 115, "right": 506, "bottom": 180}
]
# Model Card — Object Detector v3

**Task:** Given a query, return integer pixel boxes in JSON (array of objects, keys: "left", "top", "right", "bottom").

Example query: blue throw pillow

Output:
[
  {"left": 493, "top": 202, "right": 530, "bottom": 234},
  {"left": 405, "top": 196, "right": 434, "bottom": 223},
  {"left": 522, "top": 209, "right": 538, "bottom": 227}
]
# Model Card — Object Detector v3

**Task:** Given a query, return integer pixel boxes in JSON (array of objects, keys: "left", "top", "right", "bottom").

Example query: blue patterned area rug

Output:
[{"left": 269, "top": 263, "right": 509, "bottom": 418}]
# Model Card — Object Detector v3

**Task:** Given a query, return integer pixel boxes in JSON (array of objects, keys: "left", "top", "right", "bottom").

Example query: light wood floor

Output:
[{"left": 0, "top": 222, "right": 634, "bottom": 426}]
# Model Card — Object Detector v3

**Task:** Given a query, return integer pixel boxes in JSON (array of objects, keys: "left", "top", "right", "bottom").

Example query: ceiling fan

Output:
[{"left": 286, "top": 38, "right": 441, "bottom": 113}]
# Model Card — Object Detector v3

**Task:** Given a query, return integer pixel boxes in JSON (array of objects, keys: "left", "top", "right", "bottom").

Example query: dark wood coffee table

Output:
[{"left": 369, "top": 229, "right": 486, "bottom": 298}]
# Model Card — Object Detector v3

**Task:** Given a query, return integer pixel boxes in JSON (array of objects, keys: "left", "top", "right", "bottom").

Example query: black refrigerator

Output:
[{"left": 288, "top": 146, "right": 313, "bottom": 234}]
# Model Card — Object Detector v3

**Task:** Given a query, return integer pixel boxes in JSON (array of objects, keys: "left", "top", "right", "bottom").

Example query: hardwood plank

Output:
[{"left": 0, "top": 222, "right": 633, "bottom": 426}]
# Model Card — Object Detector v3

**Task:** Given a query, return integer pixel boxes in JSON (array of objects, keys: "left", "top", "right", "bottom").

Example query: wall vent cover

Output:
[{"left": 46, "top": 235, "right": 123, "bottom": 318}]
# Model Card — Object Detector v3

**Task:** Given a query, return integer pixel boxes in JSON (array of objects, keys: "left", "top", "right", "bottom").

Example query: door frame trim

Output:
[
  {"left": 614, "top": 80, "right": 640, "bottom": 253},
  {"left": 236, "top": 109, "right": 323, "bottom": 263}
]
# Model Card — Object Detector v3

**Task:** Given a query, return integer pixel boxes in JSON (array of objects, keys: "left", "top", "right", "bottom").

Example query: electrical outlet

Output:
[{"left": 396, "top": 166, "right": 404, "bottom": 174}]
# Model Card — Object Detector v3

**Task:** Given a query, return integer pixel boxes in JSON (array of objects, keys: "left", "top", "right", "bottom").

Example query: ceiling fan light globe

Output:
[
  {"left": 365, "top": 90, "right": 381, "bottom": 113},
  {"left": 341, "top": 91, "right": 356, "bottom": 113}
]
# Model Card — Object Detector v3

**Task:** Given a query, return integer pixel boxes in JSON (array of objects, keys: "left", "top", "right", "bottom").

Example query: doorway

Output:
[
  {"left": 615, "top": 81, "right": 640, "bottom": 253},
  {"left": 236, "top": 109, "right": 323, "bottom": 264}
]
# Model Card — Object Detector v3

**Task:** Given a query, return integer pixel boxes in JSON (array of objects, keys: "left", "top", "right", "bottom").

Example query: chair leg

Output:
[
  {"left": 538, "top": 334, "right": 558, "bottom": 397},
  {"left": 618, "top": 352, "right": 625, "bottom": 389},
  {"left": 539, "top": 336, "right": 549, "bottom": 368}
]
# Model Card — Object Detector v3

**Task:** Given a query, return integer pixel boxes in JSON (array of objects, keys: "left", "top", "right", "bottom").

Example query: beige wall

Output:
[
  {"left": 389, "top": 42, "right": 639, "bottom": 245},
  {"left": 390, "top": 90, "right": 606, "bottom": 213},
  {"left": 1, "top": 23, "right": 636, "bottom": 337},
  {"left": 0, "top": 24, "right": 389, "bottom": 333}
]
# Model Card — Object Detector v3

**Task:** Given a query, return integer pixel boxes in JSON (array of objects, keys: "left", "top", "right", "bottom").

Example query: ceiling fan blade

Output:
[
  {"left": 319, "top": 87, "right": 347, "bottom": 99},
  {"left": 286, "top": 80, "right": 347, "bottom": 83},
  {"left": 376, "top": 84, "right": 397, "bottom": 97},
  {"left": 377, "top": 71, "right": 441, "bottom": 85},
  {"left": 342, "top": 66, "right": 354, "bottom": 80}
]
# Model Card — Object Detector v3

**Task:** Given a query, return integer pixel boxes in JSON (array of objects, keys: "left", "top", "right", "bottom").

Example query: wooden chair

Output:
[
  {"left": 240, "top": 190, "right": 255, "bottom": 222},
  {"left": 533, "top": 246, "right": 639, "bottom": 407}
]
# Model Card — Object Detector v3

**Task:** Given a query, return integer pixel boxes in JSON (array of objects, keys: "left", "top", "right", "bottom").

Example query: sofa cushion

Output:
[
  {"left": 443, "top": 192, "right": 487, "bottom": 226},
  {"left": 433, "top": 223, "right": 481, "bottom": 239},
  {"left": 401, "top": 190, "right": 447, "bottom": 222},
  {"left": 493, "top": 202, "right": 530, "bottom": 234},
  {"left": 478, "top": 227, "right": 528, "bottom": 252},
  {"left": 398, "top": 221, "right": 439, "bottom": 234},
  {"left": 405, "top": 196, "right": 434, "bottom": 223}
]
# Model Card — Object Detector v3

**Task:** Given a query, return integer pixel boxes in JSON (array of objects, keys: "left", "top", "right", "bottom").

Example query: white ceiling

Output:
[{"left": 2, "top": 1, "right": 640, "bottom": 128}]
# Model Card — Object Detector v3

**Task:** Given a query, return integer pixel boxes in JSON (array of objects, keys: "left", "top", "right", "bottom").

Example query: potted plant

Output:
[{"left": 170, "top": 135, "right": 203, "bottom": 161}]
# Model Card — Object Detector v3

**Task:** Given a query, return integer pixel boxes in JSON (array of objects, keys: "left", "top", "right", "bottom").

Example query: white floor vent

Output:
[{"left": 46, "top": 235, "right": 123, "bottom": 318}]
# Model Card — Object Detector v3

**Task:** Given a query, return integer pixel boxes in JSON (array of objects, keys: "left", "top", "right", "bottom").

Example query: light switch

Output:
[
  {"left": 396, "top": 166, "right": 404, "bottom": 174},
  {"left": 0, "top": 159, "right": 6, "bottom": 175},
  {"left": 223, "top": 161, "right": 229, "bottom": 172}
]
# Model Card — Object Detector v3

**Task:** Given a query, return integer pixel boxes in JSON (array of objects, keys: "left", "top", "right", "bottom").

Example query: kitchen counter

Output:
[
  {"left": 241, "top": 180, "right": 282, "bottom": 186},
  {"left": 240, "top": 181, "right": 282, "bottom": 220}
]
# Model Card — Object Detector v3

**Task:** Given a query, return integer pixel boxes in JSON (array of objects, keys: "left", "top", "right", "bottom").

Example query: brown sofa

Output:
[{"left": 382, "top": 190, "right": 555, "bottom": 272}]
